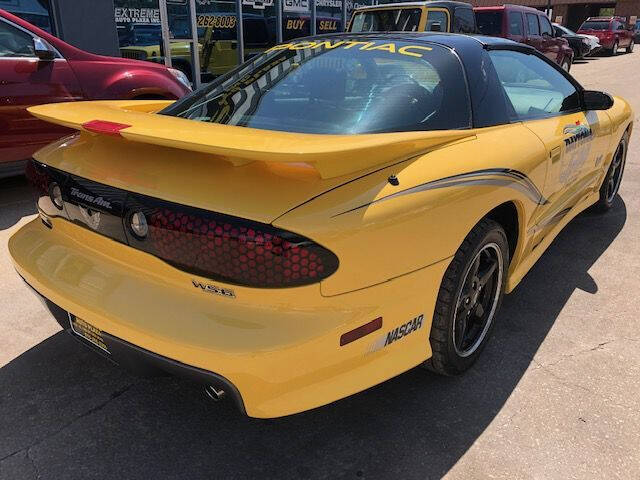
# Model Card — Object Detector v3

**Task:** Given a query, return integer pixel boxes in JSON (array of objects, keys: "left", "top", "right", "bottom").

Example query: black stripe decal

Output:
[{"left": 333, "top": 169, "right": 547, "bottom": 217}]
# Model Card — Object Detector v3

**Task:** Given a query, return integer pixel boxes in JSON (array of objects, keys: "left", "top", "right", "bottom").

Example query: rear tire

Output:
[
  {"left": 423, "top": 218, "right": 508, "bottom": 376},
  {"left": 594, "top": 133, "right": 628, "bottom": 212},
  {"left": 610, "top": 40, "right": 619, "bottom": 55},
  {"left": 572, "top": 47, "right": 581, "bottom": 60}
]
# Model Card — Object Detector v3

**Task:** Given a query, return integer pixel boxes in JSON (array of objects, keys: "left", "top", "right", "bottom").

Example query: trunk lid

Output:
[{"left": 29, "top": 100, "right": 474, "bottom": 223}]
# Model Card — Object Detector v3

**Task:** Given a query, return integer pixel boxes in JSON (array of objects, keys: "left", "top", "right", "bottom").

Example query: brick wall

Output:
[{"left": 615, "top": 0, "right": 640, "bottom": 18}]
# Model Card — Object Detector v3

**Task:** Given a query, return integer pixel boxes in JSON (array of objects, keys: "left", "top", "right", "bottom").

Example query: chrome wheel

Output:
[
  {"left": 452, "top": 243, "right": 503, "bottom": 357},
  {"left": 606, "top": 140, "right": 626, "bottom": 203}
]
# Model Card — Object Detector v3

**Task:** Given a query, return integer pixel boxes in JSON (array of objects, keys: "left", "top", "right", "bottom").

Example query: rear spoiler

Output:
[{"left": 28, "top": 100, "right": 475, "bottom": 179}]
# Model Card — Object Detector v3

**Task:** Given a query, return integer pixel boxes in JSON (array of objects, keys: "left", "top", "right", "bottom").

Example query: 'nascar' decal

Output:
[
  {"left": 335, "top": 168, "right": 547, "bottom": 217},
  {"left": 267, "top": 41, "right": 433, "bottom": 58},
  {"left": 368, "top": 314, "right": 424, "bottom": 353}
]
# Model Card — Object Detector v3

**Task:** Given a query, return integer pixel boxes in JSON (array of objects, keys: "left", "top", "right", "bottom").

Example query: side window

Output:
[
  {"left": 489, "top": 50, "right": 581, "bottom": 120},
  {"left": 508, "top": 12, "right": 524, "bottom": 35},
  {"left": 426, "top": 11, "right": 448, "bottom": 32},
  {"left": 453, "top": 8, "right": 475, "bottom": 33},
  {"left": 539, "top": 15, "right": 553, "bottom": 36},
  {"left": 0, "top": 20, "right": 35, "bottom": 58},
  {"left": 526, "top": 13, "right": 540, "bottom": 36}
]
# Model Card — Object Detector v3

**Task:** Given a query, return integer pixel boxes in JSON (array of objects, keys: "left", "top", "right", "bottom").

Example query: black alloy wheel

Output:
[
  {"left": 424, "top": 218, "right": 508, "bottom": 375},
  {"left": 452, "top": 243, "right": 503, "bottom": 357},
  {"left": 595, "top": 134, "right": 627, "bottom": 212}
]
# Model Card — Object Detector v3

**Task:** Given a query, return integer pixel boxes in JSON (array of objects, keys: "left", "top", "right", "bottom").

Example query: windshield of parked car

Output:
[
  {"left": 476, "top": 11, "right": 503, "bottom": 36},
  {"left": 580, "top": 21, "right": 610, "bottom": 30},
  {"left": 162, "top": 39, "right": 471, "bottom": 134},
  {"left": 349, "top": 9, "right": 422, "bottom": 32},
  {"left": 554, "top": 24, "right": 575, "bottom": 35}
]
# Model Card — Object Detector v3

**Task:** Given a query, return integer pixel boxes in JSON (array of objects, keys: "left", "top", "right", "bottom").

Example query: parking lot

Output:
[{"left": 1, "top": 51, "right": 639, "bottom": 480}]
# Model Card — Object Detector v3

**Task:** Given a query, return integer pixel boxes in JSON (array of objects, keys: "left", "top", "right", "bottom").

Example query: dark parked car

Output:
[
  {"left": 577, "top": 16, "right": 634, "bottom": 54},
  {"left": 349, "top": 1, "right": 476, "bottom": 34},
  {"left": 0, "top": 9, "right": 191, "bottom": 178},
  {"left": 553, "top": 23, "right": 591, "bottom": 59},
  {"left": 474, "top": 4, "right": 574, "bottom": 71}
]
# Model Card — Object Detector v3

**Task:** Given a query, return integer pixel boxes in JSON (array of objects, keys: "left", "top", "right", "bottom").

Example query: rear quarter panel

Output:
[{"left": 275, "top": 123, "right": 549, "bottom": 296}]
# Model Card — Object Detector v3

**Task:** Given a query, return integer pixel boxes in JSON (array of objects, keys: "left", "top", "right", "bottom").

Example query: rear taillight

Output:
[
  {"left": 25, "top": 160, "right": 67, "bottom": 219},
  {"left": 25, "top": 160, "right": 339, "bottom": 288},
  {"left": 125, "top": 194, "right": 339, "bottom": 288}
]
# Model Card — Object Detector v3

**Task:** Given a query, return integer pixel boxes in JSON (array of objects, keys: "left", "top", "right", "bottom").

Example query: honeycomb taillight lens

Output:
[
  {"left": 124, "top": 195, "right": 339, "bottom": 288},
  {"left": 25, "top": 161, "right": 338, "bottom": 288}
]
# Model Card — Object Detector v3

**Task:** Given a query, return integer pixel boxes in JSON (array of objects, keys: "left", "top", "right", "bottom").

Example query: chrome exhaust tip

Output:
[{"left": 204, "top": 385, "right": 226, "bottom": 402}]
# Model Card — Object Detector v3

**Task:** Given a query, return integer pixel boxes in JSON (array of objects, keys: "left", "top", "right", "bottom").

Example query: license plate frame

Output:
[{"left": 69, "top": 314, "right": 110, "bottom": 354}]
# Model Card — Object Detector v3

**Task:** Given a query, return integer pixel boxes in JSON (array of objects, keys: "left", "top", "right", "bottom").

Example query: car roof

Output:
[
  {"left": 474, "top": 3, "right": 542, "bottom": 13},
  {"left": 585, "top": 16, "right": 622, "bottom": 21},
  {"left": 306, "top": 31, "right": 518, "bottom": 49},
  {"left": 354, "top": 1, "right": 472, "bottom": 11}
]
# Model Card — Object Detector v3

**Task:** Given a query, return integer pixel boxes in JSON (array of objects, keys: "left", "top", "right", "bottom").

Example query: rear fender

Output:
[{"left": 275, "top": 123, "right": 547, "bottom": 296}]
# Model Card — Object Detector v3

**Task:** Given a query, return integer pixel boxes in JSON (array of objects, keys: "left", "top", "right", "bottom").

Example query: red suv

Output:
[
  {"left": 474, "top": 5, "right": 574, "bottom": 71},
  {"left": 0, "top": 9, "right": 191, "bottom": 178},
  {"left": 578, "top": 16, "right": 634, "bottom": 55}
]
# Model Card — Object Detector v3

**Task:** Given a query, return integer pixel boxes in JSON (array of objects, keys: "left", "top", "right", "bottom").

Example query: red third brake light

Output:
[{"left": 82, "top": 120, "right": 131, "bottom": 136}]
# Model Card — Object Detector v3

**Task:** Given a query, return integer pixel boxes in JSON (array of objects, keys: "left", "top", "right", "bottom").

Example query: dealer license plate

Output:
[{"left": 69, "top": 315, "right": 110, "bottom": 353}]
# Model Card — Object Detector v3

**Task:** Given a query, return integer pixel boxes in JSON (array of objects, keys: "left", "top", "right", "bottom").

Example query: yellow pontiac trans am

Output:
[{"left": 10, "top": 33, "right": 632, "bottom": 418}]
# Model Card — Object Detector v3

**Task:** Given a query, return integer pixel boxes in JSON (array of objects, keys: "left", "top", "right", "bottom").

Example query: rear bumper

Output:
[
  {"left": 27, "top": 285, "right": 246, "bottom": 412},
  {"left": 598, "top": 38, "right": 615, "bottom": 49},
  {"left": 9, "top": 218, "right": 449, "bottom": 418}
]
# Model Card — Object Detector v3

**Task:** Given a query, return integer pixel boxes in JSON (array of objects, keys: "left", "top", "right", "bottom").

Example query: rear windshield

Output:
[
  {"left": 349, "top": 9, "right": 422, "bottom": 32},
  {"left": 162, "top": 39, "right": 471, "bottom": 134},
  {"left": 580, "top": 21, "right": 610, "bottom": 30},
  {"left": 476, "top": 11, "right": 503, "bottom": 36}
]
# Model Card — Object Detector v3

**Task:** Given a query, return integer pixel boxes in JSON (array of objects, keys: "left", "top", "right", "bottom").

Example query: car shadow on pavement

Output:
[
  {"left": 0, "top": 197, "right": 627, "bottom": 480},
  {"left": 0, "top": 176, "right": 36, "bottom": 231}
]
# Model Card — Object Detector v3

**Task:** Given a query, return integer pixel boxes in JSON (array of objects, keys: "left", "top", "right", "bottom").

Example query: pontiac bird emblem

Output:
[{"left": 79, "top": 206, "right": 101, "bottom": 230}]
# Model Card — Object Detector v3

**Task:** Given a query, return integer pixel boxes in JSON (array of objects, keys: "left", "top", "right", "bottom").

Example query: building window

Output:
[{"left": 0, "top": 0, "right": 54, "bottom": 33}]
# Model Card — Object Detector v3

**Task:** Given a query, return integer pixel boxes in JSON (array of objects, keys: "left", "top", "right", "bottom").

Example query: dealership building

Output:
[
  {"left": 1, "top": 0, "right": 639, "bottom": 84},
  {"left": 1, "top": 0, "right": 376, "bottom": 87}
]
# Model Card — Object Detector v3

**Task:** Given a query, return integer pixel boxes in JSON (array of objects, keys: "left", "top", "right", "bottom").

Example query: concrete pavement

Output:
[{"left": 1, "top": 52, "right": 639, "bottom": 480}]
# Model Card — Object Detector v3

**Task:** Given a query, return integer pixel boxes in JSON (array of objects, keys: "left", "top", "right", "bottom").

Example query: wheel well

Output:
[{"left": 485, "top": 202, "right": 519, "bottom": 264}]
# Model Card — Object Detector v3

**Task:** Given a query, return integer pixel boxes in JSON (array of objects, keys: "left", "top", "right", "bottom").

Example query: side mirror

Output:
[
  {"left": 429, "top": 22, "right": 442, "bottom": 32},
  {"left": 33, "top": 37, "right": 55, "bottom": 61},
  {"left": 583, "top": 90, "right": 614, "bottom": 110}
]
